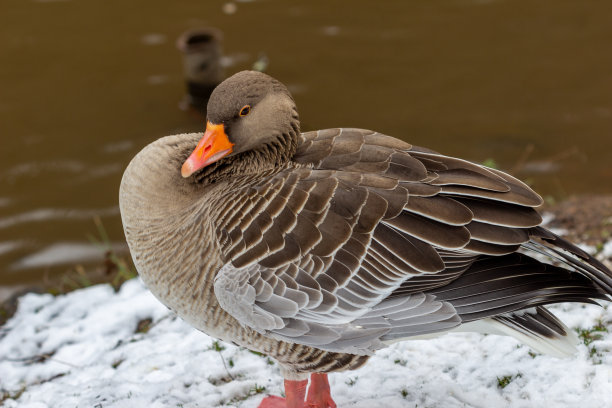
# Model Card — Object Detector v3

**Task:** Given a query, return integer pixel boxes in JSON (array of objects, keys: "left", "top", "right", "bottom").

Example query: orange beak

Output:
[{"left": 181, "top": 121, "right": 234, "bottom": 178}]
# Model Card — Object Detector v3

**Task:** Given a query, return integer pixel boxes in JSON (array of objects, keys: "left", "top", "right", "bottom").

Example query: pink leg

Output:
[
  {"left": 306, "top": 373, "right": 337, "bottom": 408},
  {"left": 258, "top": 379, "right": 308, "bottom": 408}
]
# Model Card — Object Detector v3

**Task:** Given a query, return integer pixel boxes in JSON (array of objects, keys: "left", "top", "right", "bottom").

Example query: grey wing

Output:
[
  {"left": 214, "top": 261, "right": 459, "bottom": 354},
  {"left": 214, "top": 155, "right": 462, "bottom": 353},
  {"left": 213, "top": 128, "right": 606, "bottom": 354}
]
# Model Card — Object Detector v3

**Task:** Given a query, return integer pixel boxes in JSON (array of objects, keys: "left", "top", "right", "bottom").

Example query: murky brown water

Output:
[{"left": 1, "top": 0, "right": 611, "bottom": 294}]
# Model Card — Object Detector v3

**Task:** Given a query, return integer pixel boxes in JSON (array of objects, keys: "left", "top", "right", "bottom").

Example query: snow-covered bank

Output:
[{"left": 1, "top": 278, "right": 612, "bottom": 408}]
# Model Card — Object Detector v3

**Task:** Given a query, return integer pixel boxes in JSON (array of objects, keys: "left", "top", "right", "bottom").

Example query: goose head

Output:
[{"left": 181, "top": 70, "right": 300, "bottom": 178}]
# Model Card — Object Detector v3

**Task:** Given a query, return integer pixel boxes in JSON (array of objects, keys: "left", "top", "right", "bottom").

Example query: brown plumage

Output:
[{"left": 119, "top": 70, "right": 612, "bottom": 408}]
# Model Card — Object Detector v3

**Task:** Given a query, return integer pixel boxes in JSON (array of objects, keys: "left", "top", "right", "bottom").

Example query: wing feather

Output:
[{"left": 212, "top": 128, "right": 610, "bottom": 355}]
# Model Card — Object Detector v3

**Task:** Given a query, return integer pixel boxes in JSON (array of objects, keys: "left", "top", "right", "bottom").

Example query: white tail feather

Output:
[{"left": 452, "top": 317, "right": 579, "bottom": 358}]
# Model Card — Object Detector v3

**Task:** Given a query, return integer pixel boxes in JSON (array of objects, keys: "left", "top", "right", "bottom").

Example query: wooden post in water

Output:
[{"left": 176, "top": 28, "right": 224, "bottom": 114}]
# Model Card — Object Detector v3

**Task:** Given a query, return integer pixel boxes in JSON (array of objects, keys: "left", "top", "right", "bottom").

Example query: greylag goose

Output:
[{"left": 119, "top": 70, "right": 612, "bottom": 408}]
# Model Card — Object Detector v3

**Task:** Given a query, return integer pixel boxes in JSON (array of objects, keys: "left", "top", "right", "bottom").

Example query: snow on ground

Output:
[{"left": 1, "top": 278, "right": 612, "bottom": 408}]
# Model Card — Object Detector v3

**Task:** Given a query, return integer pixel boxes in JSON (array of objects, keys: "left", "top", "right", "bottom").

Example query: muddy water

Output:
[{"left": 1, "top": 0, "right": 611, "bottom": 293}]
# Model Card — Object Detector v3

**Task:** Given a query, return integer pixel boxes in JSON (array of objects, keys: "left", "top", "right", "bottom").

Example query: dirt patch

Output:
[{"left": 545, "top": 195, "right": 612, "bottom": 246}]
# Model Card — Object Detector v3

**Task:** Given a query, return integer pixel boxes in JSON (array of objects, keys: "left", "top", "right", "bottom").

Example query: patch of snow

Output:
[
  {"left": 602, "top": 241, "right": 612, "bottom": 259},
  {"left": 540, "top": 212, "right": 567, "bottom": 237},
  {"left": 577, "top": 243, "right": 598, "bottom": 256},
  {"left": 1, "top": 279, "right": 611, "bottom": 407}
]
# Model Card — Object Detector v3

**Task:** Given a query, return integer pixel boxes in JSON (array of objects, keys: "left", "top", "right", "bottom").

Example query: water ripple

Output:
[
  {"left": 10, "top": 241, "right": 128, "bottom": 270},
  {"left": 0, "top": 207, "right": 119, "bottom": 229}
]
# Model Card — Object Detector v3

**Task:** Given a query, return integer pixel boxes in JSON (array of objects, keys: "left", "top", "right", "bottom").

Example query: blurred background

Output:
[{"left": 1, "top": 0, "right": 611, "bottom": 301}]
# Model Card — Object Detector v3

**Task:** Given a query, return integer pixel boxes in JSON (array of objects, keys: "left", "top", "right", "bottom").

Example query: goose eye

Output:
[{"left": 239, "top": 105, "right": 251, "bottom": 117}]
